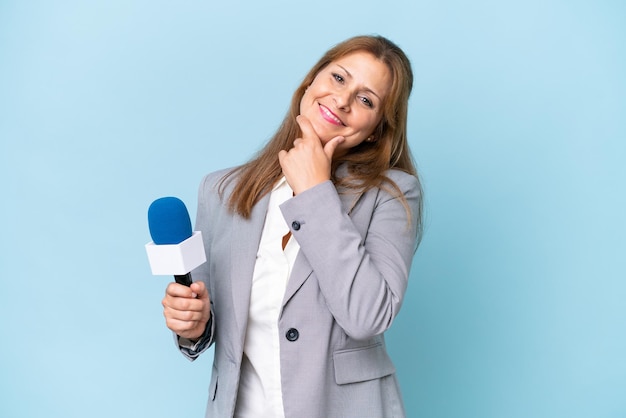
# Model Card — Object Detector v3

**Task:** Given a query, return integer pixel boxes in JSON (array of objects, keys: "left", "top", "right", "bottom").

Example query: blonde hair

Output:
[{"left": 220, "top": 35, "right": 422, "bottom": 238}]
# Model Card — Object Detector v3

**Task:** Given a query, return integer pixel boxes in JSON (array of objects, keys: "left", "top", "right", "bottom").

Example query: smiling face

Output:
[{"left": 299, "top": 51, "right": 392, "bottom": 156}]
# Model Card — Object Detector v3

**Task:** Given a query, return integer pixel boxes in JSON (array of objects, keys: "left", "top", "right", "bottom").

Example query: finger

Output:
[
  {"left": 165, "top": 282, "right": 195, "bottom": 298},
  {"left": 296, "top": 115, "right": 319, "bottom": 143},
  {"left": 164, "top": 305, "right": 205, "bottom": 322},
  {"left": 190, "top": 281, "right": 209, "bottom": 301},
  {"left": 323, "top": 135, "right": 345, "bottom": 160},
  {"left": 165, "top": 299, "right": 205, "bottom": 318},
  {"left": 164, "top": 316, "right": 202, "bottom": 334},
  {"left": 278, "top": 149, "right": 288, "bottom": 167},
  {"left": 163, "top": 291, "right": 205, "bottom": 311}
]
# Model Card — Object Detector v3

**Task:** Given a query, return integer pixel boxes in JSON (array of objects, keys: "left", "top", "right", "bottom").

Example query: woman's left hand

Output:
[{"left": 278, "top": 115, "right": 345, "bottom": 195}]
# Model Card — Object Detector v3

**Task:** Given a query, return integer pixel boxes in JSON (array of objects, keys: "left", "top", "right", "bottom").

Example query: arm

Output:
[
  {"left": 161, "top": 173, "right": 219, "bottom": 360},
  {"left": 279, "top": 172, "right": 420, "bottom": 340}
]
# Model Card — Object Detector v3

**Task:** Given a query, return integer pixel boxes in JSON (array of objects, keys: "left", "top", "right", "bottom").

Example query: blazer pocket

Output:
[{"left": 333, "top": 342, "right": 396, "bottom": 385}]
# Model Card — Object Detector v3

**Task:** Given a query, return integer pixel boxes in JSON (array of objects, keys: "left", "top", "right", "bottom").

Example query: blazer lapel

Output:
[
  {"left": 281, "top": 186, "right": 362, "bottom": 309},
  {"left": 281, "top": 251, "right": 312, "bottom": 310},
  {"left": 229, "top": 192, "right": 270, "bottom": 344}
]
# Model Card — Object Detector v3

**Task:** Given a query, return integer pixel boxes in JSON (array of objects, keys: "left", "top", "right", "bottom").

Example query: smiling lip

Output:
[{"left": 318, "top": 104, "right": 344, "bottom": 126}]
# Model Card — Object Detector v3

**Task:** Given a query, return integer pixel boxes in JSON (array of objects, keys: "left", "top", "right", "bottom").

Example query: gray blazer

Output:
[{"left": 180, "top": 166, "right": 421, "bottom": 418}]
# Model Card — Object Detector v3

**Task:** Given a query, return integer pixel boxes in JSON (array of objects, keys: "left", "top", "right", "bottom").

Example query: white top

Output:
[{"left": 234, "top": 177, "right": 300, "bottom": 418}]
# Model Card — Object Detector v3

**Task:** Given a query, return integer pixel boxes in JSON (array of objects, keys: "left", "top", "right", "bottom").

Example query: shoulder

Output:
[
  {"left": 384, "top": 168, "right": 419, "bottom": 190},
  {"left": 199, "top": 166, "right": 240, "bottom": 193},
  {"left": 380, "top": 168, "right": 422, "bottom": 201},
  {"left": 376, "top": 169, "right": 422, "bottom": 228},
  {"left": 196, "top": 166, "right": 242, "bottom": 208},
  {"left": 335, "top": 163, "right": 419, "bottom": 194}
]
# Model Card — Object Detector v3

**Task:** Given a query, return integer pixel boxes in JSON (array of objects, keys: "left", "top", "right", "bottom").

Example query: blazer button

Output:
[
  {"left": 286, "top": 328, "right": 299, "bottom": 342},
  {"left": 291, "top": 221, "right": 301, "bottom": 231}
]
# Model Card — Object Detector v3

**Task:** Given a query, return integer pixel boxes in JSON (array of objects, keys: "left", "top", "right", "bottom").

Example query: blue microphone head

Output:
[{"left": 148, "top": 197, "right": 193, "bottom": 245}]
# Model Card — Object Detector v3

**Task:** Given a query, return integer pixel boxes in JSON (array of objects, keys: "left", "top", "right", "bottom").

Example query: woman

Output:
[{"left": 162, "top": 35, "right": 423, "bottom": 418}]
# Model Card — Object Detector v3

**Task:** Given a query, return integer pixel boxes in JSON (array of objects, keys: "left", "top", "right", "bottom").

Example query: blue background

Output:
[{"left": 1, "top": 1, "right": 624, "bottom": 417}]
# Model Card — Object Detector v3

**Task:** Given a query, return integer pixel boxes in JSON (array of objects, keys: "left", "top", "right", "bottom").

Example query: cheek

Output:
[
  {"left": 299, "top": 89, "right": 316, "bottom": 115},
  {"left": 358, "top": 113, "right": 382, "bottom": 133}
]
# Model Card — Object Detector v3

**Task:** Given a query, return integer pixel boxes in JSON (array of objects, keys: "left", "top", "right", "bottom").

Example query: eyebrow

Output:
[{"left": 336, "top": 64, "right": 382, "bottom": 102}]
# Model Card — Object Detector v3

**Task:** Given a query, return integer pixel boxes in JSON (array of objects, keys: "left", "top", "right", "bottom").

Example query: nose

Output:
[{"left": 333, "top": 90, "right": 351, "bottom": 111}]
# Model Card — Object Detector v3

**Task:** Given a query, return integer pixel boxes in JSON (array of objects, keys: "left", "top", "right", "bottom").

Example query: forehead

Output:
[{"left": 328, "top": 51, "right": 392, "bottom": 99}]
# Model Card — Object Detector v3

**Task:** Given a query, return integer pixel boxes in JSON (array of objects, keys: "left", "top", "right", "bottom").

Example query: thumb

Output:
[
  {"left": 190, "top": 281, "right": 208, "bottom": 300},
  {"left": 323, "top": 135, "right": 345, "bottom": 160}
]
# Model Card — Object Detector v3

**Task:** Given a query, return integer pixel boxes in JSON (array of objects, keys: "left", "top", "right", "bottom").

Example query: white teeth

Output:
[{"left": 322, "top": 106, "right": 342, "bottom": 124}]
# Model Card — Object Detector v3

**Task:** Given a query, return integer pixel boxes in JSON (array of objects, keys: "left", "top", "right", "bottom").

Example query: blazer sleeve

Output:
[
  {"left": 174, "top": 172, "right": 221, "bottom": 360},
  {"left": 279, "top": 171, "right": 421, "bottom": 340},
  {"left": 175, "top": 312, "right": 214, "bottom": 360}
]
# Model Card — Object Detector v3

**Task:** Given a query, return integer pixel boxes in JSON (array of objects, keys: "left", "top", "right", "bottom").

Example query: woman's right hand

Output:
[
  {"left": 278, "top": 115, "right": 344, "bottom": 195},
  {"left": 162, "top": 281, "right": 211, "bottom": 340}
]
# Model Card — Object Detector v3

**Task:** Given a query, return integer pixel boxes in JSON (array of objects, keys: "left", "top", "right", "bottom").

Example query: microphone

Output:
[{"left": 145, "top": 197, "right": 206, "bottom": 286}]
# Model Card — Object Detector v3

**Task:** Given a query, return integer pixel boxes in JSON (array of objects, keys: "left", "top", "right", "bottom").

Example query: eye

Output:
[
  {"left": 360, "top": 96, "right": 373, "bottom": 108},
  {"left": 332, "top": 73, "right": 345, "bottom": 83}
]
